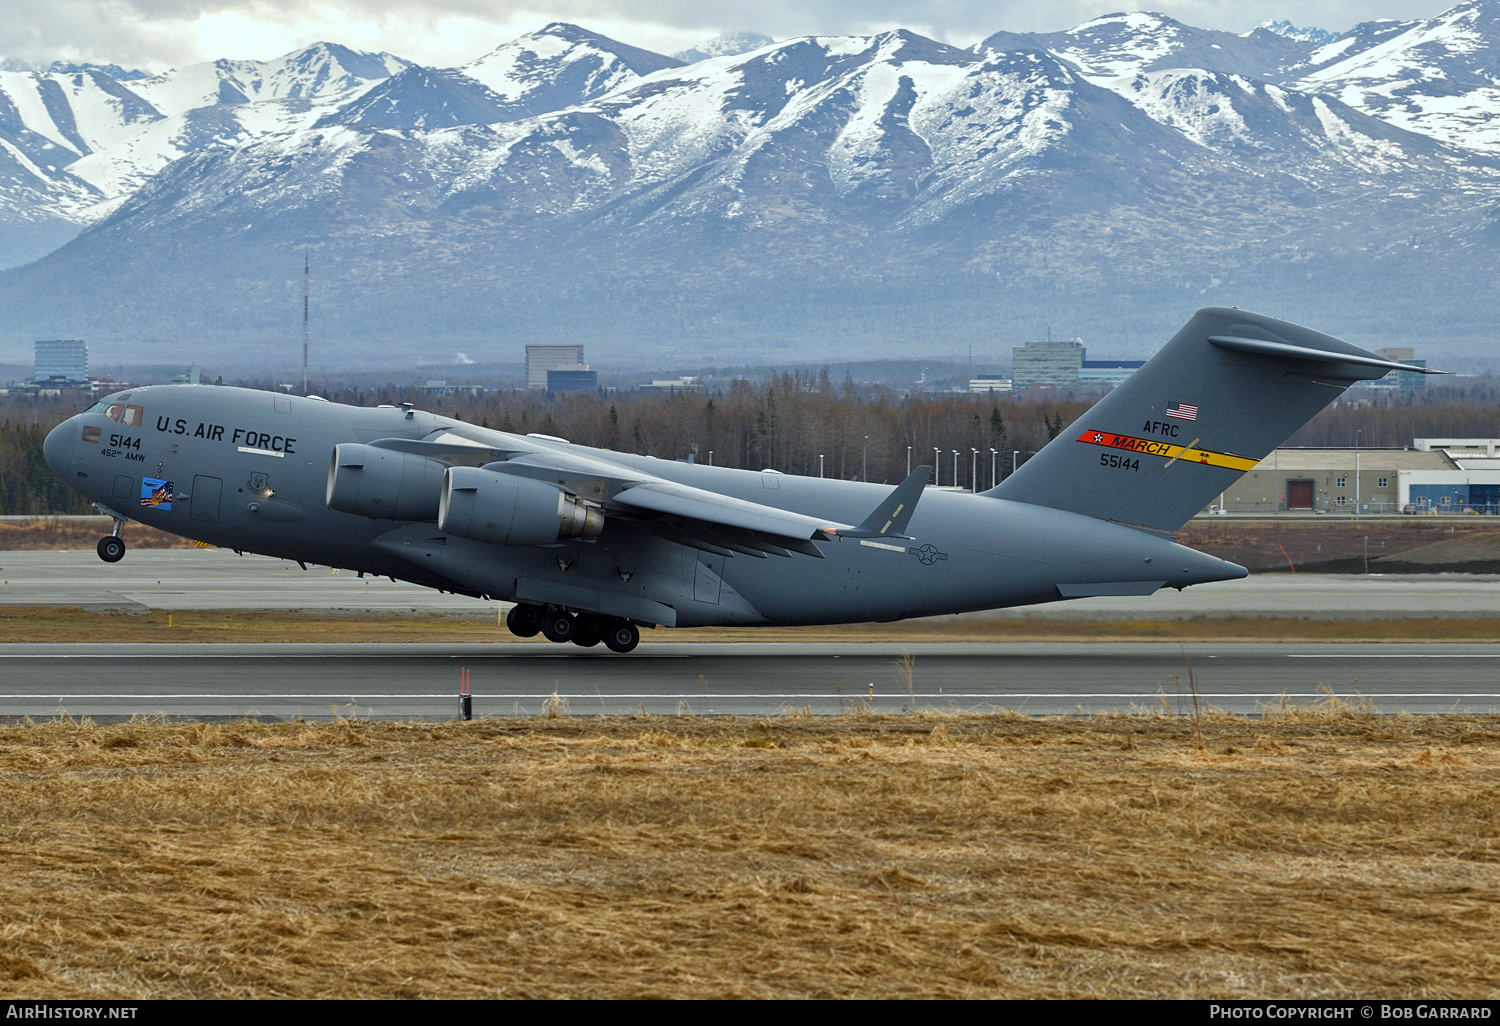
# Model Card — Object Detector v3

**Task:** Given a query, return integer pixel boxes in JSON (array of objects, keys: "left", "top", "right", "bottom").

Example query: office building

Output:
[
  {"left": 1011, "top": 339, "right": 1083, "bottom": 388},
  {"left": 1079, "top": 359, "right": 1145, "bottom": 388},
  {"left": 547, "top": 368, "right": 598, "bottom": 391},
  {"left": 34, "top": 339, "right": 88, "bottom": 384},
  {"left": 526, "top": 344, "right": 586, "bottom": 391},
  {"left": 968, "top": 376, "right": 1012, "bottom": 394}
]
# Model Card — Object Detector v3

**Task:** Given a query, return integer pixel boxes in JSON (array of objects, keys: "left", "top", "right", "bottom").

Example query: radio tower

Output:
[{"left": 301, "top": 248, "right": 309, "bottom": 394}]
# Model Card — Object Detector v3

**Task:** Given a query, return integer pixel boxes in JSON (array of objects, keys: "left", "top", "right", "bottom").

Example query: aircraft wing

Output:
[
  {"left": 397, "top": 431, "right": 859, "bottom": 558},
  {"left": 366, "top": 423, "right": 935, "bottom": 558},
  {"left": 488, "top": 454, "right": 855, "bottom": 556},
  {"left": 610, "top": 480, "right": 848, "bottom": 541}
]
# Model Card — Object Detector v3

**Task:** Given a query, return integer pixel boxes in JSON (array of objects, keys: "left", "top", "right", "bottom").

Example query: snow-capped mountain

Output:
[
  {"left": 455, "top": 23, "right": 682, "bottom": 121},
  {"left": 1295, "top": 0, "right": 1500, "bottom": 153},
  {"left": 1257, "top": 20, "right": 1341, "bottom": 46},
  {"left": 0, "top": 42, "right": 409, "bottom": 264},
  {"left": 977, "top": 12, "right": 1317, "bottom": 84},
  {"left": 673, "top": 33, "right": 777, "bottom": 63},
  {"left": 314, "top": 66, "right": 511, "bottom": 130},
  {"left": 317, "top": 23, "right": 686, "bottom": 133},
  {"left": 1102, "top": 67, "right": 1474, "bottom": 176},
  {"left": 126, "top": 43, "right": 406, "bottom": 117},
  {"left": 3, "top": 6, "right": 1500, "bottom": 362}
]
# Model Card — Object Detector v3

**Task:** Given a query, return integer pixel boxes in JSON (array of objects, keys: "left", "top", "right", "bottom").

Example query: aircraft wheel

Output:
[
  {"left": 540, "top": 610, "right": 577, "bottom": 644},
  {"left": 573, "top": 614, "right": 603, "bottom": 648},
  {"left": 97, "top": 536, "right": 126, "bottom": 563},
  {"left": 603, "top": 620, "right": 640, "bottom": 654},
  {"left": 506, "top": 603, "right": 542, "bottom": 638}
]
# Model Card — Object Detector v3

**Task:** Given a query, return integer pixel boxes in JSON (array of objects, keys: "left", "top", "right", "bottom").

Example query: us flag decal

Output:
[{"left": 1165, "top": 402, "right": 1198, "bottom": 421}]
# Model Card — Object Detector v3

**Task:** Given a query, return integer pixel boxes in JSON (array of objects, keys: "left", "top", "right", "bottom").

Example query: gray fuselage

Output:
[{"left": 43, "top": 385, "right": 1245, "bottom": 628}]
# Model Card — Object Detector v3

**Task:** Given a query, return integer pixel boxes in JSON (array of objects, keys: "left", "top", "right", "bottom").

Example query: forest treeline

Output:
[
  {"left": 0, "top": 420, "right": 95, "bottom": 515},
  {"left": 0, "top": 375, "right": 1494, "bottom": 514},
  {"left": 328, "top": 371, "right": 1085, "bottom": 488}
]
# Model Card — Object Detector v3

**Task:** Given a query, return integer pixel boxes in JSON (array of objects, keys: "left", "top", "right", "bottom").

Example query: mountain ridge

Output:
[{"left": 1, "top": 6, "right": 1499, "bottom": 364}]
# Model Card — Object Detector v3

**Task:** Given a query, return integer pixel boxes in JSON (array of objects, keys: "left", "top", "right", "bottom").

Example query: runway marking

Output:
[
  {"left": 3, "top": 650, "right": 1497, "bottom": 661},
  {"left": 0, "top": 653, "right": 689, "bottom": 661},
  {"left": 1287, "top": 654, "right": 1500, "bottom": 659}
]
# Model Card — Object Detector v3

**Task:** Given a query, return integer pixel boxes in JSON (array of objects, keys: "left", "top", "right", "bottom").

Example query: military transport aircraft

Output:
[{"left": 42, "top": 308, "right": 1436, "bottom": 653}]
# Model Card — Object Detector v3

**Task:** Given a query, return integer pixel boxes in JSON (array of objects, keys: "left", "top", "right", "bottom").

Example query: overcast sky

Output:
[{"left": 2, "top": 1, "right": 1462, "bottom": 71}]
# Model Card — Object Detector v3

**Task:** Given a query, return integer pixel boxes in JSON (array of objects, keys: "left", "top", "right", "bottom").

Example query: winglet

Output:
[{"left": 840, "top": 465, "right": 932, "bottom": 540}]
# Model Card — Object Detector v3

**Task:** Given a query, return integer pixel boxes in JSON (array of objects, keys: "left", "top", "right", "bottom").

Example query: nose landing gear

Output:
[{"left": 92, "top": 506, "right": 129, "bottom": 563}]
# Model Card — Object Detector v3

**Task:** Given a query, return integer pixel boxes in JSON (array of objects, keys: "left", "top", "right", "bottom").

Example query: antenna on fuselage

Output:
[{"left": 301, "top": 247, "right": 309, "bottom": 395}]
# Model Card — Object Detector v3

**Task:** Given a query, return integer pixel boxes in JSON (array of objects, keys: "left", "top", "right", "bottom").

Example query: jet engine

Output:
[
  {"left": 326, "top": 443, "right": 445, "bottom": 521},
  {"left": 439, "top": 466, "right": 603, "bottom": 546}
]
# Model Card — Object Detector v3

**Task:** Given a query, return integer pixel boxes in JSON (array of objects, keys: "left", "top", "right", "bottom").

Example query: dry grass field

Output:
[
  {"left": 0, "top": 518, "right": 193, "bottom": 550},
  {"left": 0, "top": 712, "right": 1496, "bottom": 999}
]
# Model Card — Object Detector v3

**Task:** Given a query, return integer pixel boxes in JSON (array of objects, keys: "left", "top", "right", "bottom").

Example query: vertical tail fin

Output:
[{"left": 988, "top": 307, "right": 1442, "bottom": 531}]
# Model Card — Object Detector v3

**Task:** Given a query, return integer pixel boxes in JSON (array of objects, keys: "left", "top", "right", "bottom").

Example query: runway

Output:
[
  {"left": 3, "top": 549, "right": 1500, "bottom": 620},
  {"left": 3, "top": 642, "right": 1497, "bottom": 720}
]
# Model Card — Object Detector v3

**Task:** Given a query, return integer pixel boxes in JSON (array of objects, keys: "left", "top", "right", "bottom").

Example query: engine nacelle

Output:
[
  {"left": 439, "top": 466, "right": 604, "bottom": 546},
  {"left": 326, "top": 443, "right": 445, "bottom": 521}
]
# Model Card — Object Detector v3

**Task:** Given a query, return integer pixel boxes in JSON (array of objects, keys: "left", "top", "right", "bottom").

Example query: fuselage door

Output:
[
  {"left": 191, "top": 475, "right": 223, "bottom": 523},
  {"left": 693, "top": 559, "right": 722, "bottom": 604}
]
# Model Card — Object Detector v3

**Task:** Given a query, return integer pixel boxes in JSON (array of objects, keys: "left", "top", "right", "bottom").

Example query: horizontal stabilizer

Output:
[{"left": 1208, "top": 336, "right": 1448, "bottom": 376}]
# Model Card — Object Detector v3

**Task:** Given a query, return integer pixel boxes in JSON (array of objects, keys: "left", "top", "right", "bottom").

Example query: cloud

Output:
[{"left": 0, "top": 0, "right": 1458, "bottom": 71}]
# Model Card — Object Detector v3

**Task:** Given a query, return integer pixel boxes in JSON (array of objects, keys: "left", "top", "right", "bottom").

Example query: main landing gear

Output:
[{"left": 505, "top": 603, "right": 640, "bottom": 653}]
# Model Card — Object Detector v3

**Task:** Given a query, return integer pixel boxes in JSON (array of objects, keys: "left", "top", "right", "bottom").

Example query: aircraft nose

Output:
[{"left": 43, "top": 419, "right": 75, "bottom": 475}]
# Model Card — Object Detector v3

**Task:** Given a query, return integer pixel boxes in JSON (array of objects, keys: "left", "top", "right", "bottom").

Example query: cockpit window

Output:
[
  {"left": 84, "top": 402, "right": 106, "bottom": 414},
  {"left": 105, "top": 405, "right": 123, "bottom": 421},
  {"left": 122, "top": 405, "right": 143, "bottom": 427}
]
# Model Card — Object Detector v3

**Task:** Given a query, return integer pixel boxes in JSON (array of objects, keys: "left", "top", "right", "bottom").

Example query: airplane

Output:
[{"left": 41, "top": 308, "right": 1438, "bottom": 653}]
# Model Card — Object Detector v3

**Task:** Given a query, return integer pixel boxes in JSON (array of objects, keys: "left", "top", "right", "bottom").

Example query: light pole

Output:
[
  {"left": 1355, "top": 429, "right": 1361, "bottom": 518},
  {"left": 1012, "top": 449, "right": 1019, "bottom": 476},
  {"left": 906, "top": 445, "right": 912, "bottom": 476},
  {"left": 934, "top": 447, "right": 941, "bottom": 486},
  {"left": 862, "top": 435, "right": 868, "bottom": 483},
  {"left": 971, "top": 448, "right": 978, "bottom": 493},
  {"left": 708, "top": 450, "right": 713, "bottom": 467},
  {"left": 989, "top": 448, "right": 997, "bottom": 489},
  {"left": 818, "top": 454, "right": 824, "bottom": 478},
  {"left": 952, "top": 450, "right": 959, "bottom": 489}
]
